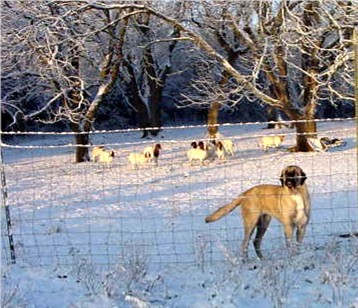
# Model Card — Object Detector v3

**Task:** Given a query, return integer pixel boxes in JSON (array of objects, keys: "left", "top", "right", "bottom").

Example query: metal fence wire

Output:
[{"left": 1, "top": 119, "right": 357, "bottom": 268}]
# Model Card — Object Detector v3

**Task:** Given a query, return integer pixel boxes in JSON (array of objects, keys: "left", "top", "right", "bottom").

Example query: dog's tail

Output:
[{"left": 205, "top": 196, "right": 242, "bottom": 223}]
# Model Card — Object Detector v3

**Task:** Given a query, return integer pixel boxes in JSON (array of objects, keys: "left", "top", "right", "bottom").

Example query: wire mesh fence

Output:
[{"left": 1, "top": 119, "right": 357, "bottom": 269}]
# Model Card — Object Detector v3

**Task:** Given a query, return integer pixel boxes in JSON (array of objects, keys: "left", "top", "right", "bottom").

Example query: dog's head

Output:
[
  {"left": 109, "top": 151, "right": 115, "bottom": 158},
  {"left": 279, "top": 135, "right": 285, "bottom": 141},
  {"left": 280, "top": 165, "right": 307, "bottom": 188},
  {"left": 198, "top": 141, "right": 205, "bottom": 150}
]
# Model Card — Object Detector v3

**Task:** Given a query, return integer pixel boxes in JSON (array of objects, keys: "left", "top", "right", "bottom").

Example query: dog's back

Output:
[{"left": 205, "top": 184, "right": 284, "bottom": 222}]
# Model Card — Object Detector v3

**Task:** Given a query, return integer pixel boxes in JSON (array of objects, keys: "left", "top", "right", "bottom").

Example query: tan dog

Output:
[
  {"left": 205, "top": 165, "right": 310, "bottom": 259},
  {"left": 259, "top": 135, "right": 285, "bottom": 151}
]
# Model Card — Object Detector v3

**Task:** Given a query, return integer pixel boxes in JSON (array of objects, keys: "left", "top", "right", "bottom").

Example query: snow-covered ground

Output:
[{"left": 1, "top": 119, "right": 357, "bottom": 307}]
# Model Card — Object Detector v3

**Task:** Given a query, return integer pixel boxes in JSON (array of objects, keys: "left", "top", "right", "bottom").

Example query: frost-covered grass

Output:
[{"left": 1, "top": 119, "right": 357, "bottom": 307}]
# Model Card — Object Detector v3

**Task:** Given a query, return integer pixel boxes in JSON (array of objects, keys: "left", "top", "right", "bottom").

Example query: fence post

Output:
[
  {"left": 355, "top": 26, "right": 358, "bottom": 228},
  {"left": 0, "top": 147, "right": 16, "bottom": 264}
]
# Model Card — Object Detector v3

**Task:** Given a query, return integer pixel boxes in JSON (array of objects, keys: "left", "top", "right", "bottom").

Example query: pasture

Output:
[{"left": 1, "top": 119, "right": 357, "bottom": 307}]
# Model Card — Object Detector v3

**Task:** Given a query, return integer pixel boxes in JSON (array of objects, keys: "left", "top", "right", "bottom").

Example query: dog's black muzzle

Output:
[
  {"left": 280, "top": 166, "right": 307, "bottom": 188},
  {"left": 284, "top": 174, "right": 300, "bottom": 188},
  {"left": 286, "top": 181, "right": 294, "bottom": 188}
]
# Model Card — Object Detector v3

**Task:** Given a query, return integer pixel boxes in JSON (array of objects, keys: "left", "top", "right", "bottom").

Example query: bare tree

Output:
[
  {"left": 119, "top": 2, "right": 183, "bottom": 138},
  {"left": 179, "top": 0, "right": 355, "bottom": 150},
  {"left": 1, "top": 1, "right": 185, "bottom": 153},
  {"left": 181, "top": 1, "right": 254, "bottom": 136},
  {"left": 1, "top": 1, "right": 135, "bottom": 161},
  {"left": 2, "top": 1, "right": 355, "bottom": 154},
  {"left": 1, "top": 1, "right": 179, "bottom": 159}
]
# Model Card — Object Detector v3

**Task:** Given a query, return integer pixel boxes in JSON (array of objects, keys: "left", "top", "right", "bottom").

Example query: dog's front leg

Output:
[
  {"left": 283, "top": 223, "right": 294, "bottom": 251},
  {"left": 296, "top": 224, "right": 307, "bottom": 243}
]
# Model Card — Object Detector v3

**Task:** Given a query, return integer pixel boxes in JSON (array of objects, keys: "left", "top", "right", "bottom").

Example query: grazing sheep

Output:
[
  {"left": 259, "top": 135, "right": 285, "bottom": 152},
  {"left": 142, "top": 143, "right": 162, "bottom": 165},
  {"left": 92, "top": 146, "right": 115, "bottom": 164}
]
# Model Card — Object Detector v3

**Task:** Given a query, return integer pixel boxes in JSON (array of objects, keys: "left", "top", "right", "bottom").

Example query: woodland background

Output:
[{"left": 1, "top": 1, "right": 356, "bottom": 159}]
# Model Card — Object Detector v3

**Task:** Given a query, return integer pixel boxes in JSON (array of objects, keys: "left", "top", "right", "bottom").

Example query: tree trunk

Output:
[
  {"left": 134, "top": 97, "right": 151, "bottom": 139},
  {"left": 149, "top": 87, "right": 162, "bottom": 137},
  {"left": 206, "top": 71, "right": 233, "bottom": 138},
  {"left": 295, "top": 120, "right": 317, "bottom": 152},
  {"left": 124, "top": 58, "right": 151, "bottom": 138},
  {"left": 63, "top": 41, "right": 92, "bottom": 162},
  {"left": 71, "top": 122, "right": 90, "bottom": 163},
  {"left": 74, "top": 134, "right": 90, "bottom": 163},
  {"left": 144, "top": 45, "right": 162, "bottom": 137},
  {"left": 266, "top": 106, "right": 286, "bottom": 129},
  {"left": 293, "top": 2, "right": 320, "bottom": 152},
  {"left": 68, "top": 83, "right": 91, "bottom": 162},
  {"left": 141, "top": 13, "right": 179, "bottom": 137},
  {"left": 207, "top": 101, "right": 220, "bottom": 137},
  {"left": 206, "top": 22, "right": 241, "bottom": 138}
]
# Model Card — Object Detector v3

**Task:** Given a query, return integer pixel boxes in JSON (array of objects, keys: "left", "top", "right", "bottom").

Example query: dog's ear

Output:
[
  {"left": 299, "top": 170, "right": 307, "bottom": 185},
  {"left": 279, "top": 170, "right": 285, "bottom": 186}
]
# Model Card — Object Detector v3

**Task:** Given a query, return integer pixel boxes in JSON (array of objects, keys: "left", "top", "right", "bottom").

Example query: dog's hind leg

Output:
[
  {"left": 240, "top": 214, "right": 260, "bottom": 260},
  {"left": 296, "top": 223, "right": 307, "bottom": 243},
  {"left": 253, "top": 214, "right": 272, "bottom": 260}
]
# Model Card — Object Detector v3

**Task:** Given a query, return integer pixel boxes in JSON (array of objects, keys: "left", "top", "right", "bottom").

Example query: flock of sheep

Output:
[{"left": 91, "top": 134, "right": 286, "bottom": 170}]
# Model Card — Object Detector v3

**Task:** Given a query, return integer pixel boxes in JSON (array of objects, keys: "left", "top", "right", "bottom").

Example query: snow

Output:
[{"left": 1, "top": 119, "right": 357, "bottom": 307}]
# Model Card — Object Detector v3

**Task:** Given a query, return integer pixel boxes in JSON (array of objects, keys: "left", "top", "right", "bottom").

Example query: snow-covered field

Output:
[{"left": 1, "top": 119, "right": 357, "bottom": 307}]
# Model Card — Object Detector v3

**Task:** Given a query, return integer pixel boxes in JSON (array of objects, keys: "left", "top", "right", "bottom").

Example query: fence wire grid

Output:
[{"left": 1, "top": 118, "right": 357, "bottom": 269}]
